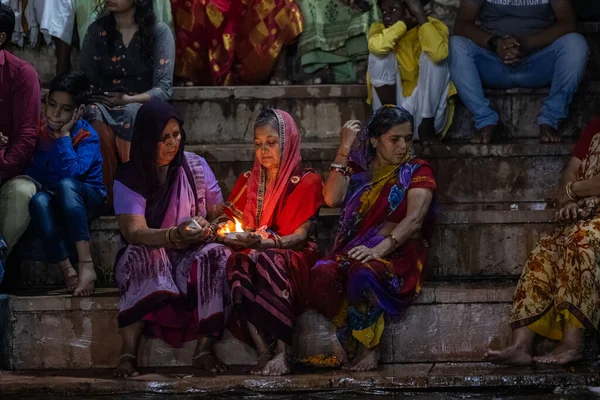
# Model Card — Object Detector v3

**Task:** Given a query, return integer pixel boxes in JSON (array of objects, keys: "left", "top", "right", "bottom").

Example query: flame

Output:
[{"left": 218, "top": 218, "right": 244, "bottom": 235}]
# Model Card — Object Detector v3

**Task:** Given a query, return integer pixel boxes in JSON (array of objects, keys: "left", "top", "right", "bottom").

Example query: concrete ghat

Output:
[{"left": 1, "top": 362, "right": 599, "bottom": 395}]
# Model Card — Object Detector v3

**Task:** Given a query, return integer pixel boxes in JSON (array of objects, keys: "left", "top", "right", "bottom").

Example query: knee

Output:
[
  {"left": 29, "top": 192, "right": 51, "bottom": 215},
  {"left": 555, "top": 33, "right": 589, "bottom": 66},
  {"left": 55, "top": 178, "right": 80, "bottom": 198},
  {"left": 3, "top": 178, "right": 37, "bottom": 203},
  {"left": 449, "top": 35, "right": 477, "bottom": 60},
  {"left": 368, "top": 52, "right": 398, "bottom": 86}
]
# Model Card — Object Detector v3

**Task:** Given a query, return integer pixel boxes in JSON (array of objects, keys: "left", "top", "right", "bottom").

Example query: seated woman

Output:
[
  {"left": 25, "top": 71, "right": 105, "bottom": 297},
  {"left": 220, "top": 109, "right": 324, "bottom": 376},
  {"left": 171, "top": 0, "right": 303, "bottom": 86},
  {"left": 309, "top": 106, "right": 436, "bottom": 371},
  {"left": 113, "top": 100, "right": 230, "bottom": 378},
  {"left": 81, "top": 0, "right": 175, "bottom": 206},
  {"left": 485, "top": 118, "right": 600, "bottom": 366},
  {"left": 292, "top": 0, "right": 380, "bottom": 84}
]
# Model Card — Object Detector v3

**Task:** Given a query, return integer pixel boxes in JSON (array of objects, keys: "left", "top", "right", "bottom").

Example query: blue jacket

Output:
[{"left": 26, "top": 119, "right": 106, "bottom": 197}]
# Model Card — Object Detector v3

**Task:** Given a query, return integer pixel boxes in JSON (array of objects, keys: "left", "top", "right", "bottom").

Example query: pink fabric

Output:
[{"left": 242, "top": 110, "right": 302, "bottom": 229}]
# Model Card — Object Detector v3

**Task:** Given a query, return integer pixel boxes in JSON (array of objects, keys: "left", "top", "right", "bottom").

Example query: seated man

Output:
[
  {"left": 367, "top": 0, "right": 456, "bottom": 143},
  {"left": 0, "top": 4, "right": 41, "bottom": 284},
  {"left": 449, "top": 0, "right": 588, "bottom": 144}
]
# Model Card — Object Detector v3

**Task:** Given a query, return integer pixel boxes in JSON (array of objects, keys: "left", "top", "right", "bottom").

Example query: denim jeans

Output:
[
  {"left": 28, "top": 178, "right": 105, "bottom": 264},
  {"left": 448, "top": 33, "right": 589, "bottom": 130}
]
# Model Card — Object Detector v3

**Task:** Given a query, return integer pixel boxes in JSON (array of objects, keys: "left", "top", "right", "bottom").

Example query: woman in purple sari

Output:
[{"left": 112, "top": 100, "right": 230, "bottom": 377}]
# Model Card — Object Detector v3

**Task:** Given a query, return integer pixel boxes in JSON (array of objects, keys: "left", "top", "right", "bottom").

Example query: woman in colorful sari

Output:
[
  {"left": 485, "top": 117, "right": 600, "bottom": 366},
  {"left": 309, "top": 106, "right": 436, "bottom": 371},
  {"left": 171, "top": 0, "right": 303, "bottom": 86},
  {"left": 113, "top": 100, "right": 230, "bottom": 377},
  {"left": 220, "top": 109, "right": 324, "bottom": 376},
  {"left": 81, "top": 0, "right": 175, "bottom": 206},
  {"left": 293, "top": 0, "right": 380, "bottom": 84}
]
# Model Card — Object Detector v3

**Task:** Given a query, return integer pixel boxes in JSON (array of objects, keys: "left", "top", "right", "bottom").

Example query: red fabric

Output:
[
  {"left": 242, "top": 110, "right": 304, "bottom": 230},
  {"left": 0, "top": 50, "right": 41, "bottom": 181},
  {"left": 573, "top": 116, "right": 600, "bottom": 160}
]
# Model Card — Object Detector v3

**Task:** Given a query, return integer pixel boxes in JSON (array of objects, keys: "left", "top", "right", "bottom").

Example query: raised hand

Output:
[
  {"left": 340, "top": 120, "right": 361, "bottom": 150},
  {"left": 60, "top": 105, "right": 85, "bottom": 137}
]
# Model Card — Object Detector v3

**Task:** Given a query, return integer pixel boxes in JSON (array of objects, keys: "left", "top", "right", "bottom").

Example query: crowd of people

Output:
[{"left": 0, "top": 0, "right": 598, "bottom": 377}]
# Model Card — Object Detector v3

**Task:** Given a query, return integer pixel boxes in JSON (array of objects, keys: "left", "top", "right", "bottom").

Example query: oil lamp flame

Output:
[{"left": 218, "top": 218, "right": 244, "bottom": 235}]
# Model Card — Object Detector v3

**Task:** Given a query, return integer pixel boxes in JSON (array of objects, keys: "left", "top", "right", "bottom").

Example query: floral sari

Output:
[
  {"left": 171, "top": 0, "right": 304, "bottom": 85},
  {"left": 310, "top": 156, "right": 436, "bottom": 351},
  {"left": 223, "top": 110, "right": 324, "bottom": 346},
  {"left": 510, "top": 117, "right": 600, "bottom": 340}
]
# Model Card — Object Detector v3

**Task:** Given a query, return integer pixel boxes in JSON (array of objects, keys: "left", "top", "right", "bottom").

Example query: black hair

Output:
[
  {"left": 254, "top": 109, "right": 280, "bottom": 131},
  {"left": 0, "top": 4, "right": 15, "bottom": 50},
  {"left": 49, "top": 72, "right": 92, "bottom": 107},
  {"left": 96, "top": 0, "right": 156, "bottom": 65},
  {"left": 365, "top": 106, "right": 413, "bottom": 153}
]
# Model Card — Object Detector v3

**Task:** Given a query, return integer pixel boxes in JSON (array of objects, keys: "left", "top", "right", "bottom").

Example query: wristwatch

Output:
[{"left": 487, "top": 35, "right": 500, "bottom": 52}]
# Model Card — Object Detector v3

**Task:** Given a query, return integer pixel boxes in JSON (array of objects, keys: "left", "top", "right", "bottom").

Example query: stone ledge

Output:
[{"left": 0, "top": 362, "right": 598, "bottom": 395}]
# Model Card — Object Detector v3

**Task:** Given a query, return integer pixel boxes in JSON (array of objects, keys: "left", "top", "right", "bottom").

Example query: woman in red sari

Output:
[
  {"left": 171, "top": 0, "right": 303, "bottom": 85},
  {"left": 310, "top": 106, "right": 436, "bottom": 371},
  {"left": 219, "top": 109, "right": 324, "bottom": 376}
]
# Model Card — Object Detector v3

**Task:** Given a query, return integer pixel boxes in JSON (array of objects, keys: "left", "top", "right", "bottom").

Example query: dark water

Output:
[{"left": 5, "top": 391, "right": 600, "bottom": 400}]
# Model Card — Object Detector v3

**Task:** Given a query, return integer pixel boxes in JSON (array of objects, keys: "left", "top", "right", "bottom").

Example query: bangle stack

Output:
[
  {"left": 330, "top": 163, "right": 350, "bottom": 176},
  {"left": 566, "top": 181, "right": 579, "bottom": 202},
  {"left": 166, "top": 227, "right": 175, "bottom": 245},
  {"left": 386, "top": 233, "right": 400, "bottom": 250},
  {"left": 273, "top": 235, "right": 282, "bottom": 249}
]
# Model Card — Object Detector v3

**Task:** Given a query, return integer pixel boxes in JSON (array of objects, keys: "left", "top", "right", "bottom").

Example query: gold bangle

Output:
[
  {"left": 386, "top": 233, "right": 400, "bottom": 249},
  {"left": 566, "top": 181, "right": 578, "bottom": 202},
  {"left": 166, "top": 227, "right": 174, "bottom": 245},
  {"left": 337, "top": 151, "right": 349, "bottom": 158}
]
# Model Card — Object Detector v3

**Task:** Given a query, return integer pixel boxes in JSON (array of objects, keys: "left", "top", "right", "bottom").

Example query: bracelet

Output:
[
  {"left": 386, "top": 234, "right": 400, "bottom": 249},
  {"left": 166, "top": 227, "right": 174, "bottom": 245},
  {"left": 337, "top": 151, "right": 349, "bottom": 158},
  {"left": 566, "top": 181, "right": 579, "bottom": 202},
  {"left": 273, "top": 235, "right": 282, "bottom": 249},
  {"left": 330, "top": 163, "right": 349, "bottom": 176}
]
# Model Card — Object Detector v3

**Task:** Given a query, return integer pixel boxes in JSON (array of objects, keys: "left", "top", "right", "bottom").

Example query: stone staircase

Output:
[{"left": 2, "top": 41, "right": 600, "bottom": 395}]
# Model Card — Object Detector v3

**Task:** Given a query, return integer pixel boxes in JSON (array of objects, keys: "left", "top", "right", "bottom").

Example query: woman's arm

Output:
[
  {"left": 323, "top": 120, "right": 361, "bottom": 207},
  {"left": 520, "top": 0, "right": 576, "bottom": 54},
  {"left": 141, "top": 22, "right": 175, "bottom": 102},
  {"left": 571, "top": 172, "right": 600, "bottom": 198},
  {"left": 348, "top": 187, "right": 434, "bottom": 262},
  {"left": 258, "top": 221, "right": 313, "bottom": 250},
  {"left": 80, "top": 27, "right": 101, "bottom": 87},
  {"left": 555, "top": 157, "right": 582, "bottom": 207},
  {"left": 117, "top": 214, "right": 208, "bottom": 247},
  {"left": 454, "top": 0, "right": 492, "bottom": 48}
]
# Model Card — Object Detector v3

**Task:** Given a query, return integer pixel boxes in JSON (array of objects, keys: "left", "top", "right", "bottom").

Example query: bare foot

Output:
[
  {"left": 60, "top": 265, "right": 78, "bottom": 293},
  {"left": 540, "top": 124, "right": 562, "bottom": 143},
  {"left": 484, "top": 345, "right": 533, "bottom": 365},
  {"left": 472, "top": 125, "right": 495, "bottom": 144},
  {"left": 345, "top": 347, "right": 380, "bottom": 371},
  {"left": 192, "top": 351, "right": 227, "bottom": 373},
  {"left": 534, "top": 341, "right": 583, "bottom": 365},
  {"left": 260, "top": 352, "right": 292, "bottom": 376},
  {"left": 114, "top": 354, "right": 139, "bottom": 378},
  {"left": 73, "top": 261, "right": 96, "bottom": 297},
  {"left": 251, "top": 352, "right": 272, "bottom": 375}
]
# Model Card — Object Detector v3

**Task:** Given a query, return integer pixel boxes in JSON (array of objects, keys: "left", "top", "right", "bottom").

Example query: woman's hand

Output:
[
  {"left": 220, "top": 232, "right": 262, "bottom": 249},
  {"left": 0, "top": 132, "right": 8, "bottom": 149},
  {"left": 339, "top": 120, "right": 361, "bottom": 151},
  {"left": 555, "top": 185, "right": 572, "bottom": 209},
  {"left": 556, "top": 201, "right": 584, "bottom": 222},
  {"left": 60, "top": 105, "right": 85, "bottom": 137},
  {"left": 90, "top": 92, "right": 132, "bottom": 108},
  {"left": 174, "top": 218, "right": 211, "bottom": 244},
  {"left": 347, "top": 238, "right": 395, "bottom": 263}
]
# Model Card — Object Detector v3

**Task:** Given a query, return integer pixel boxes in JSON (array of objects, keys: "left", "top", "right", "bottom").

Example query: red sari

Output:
[
  {"left": 224, "top": 110, "right": 324, "bottom": 346},
  {"left": 171, "top": 0, "right": 304, "bottom": 85}
]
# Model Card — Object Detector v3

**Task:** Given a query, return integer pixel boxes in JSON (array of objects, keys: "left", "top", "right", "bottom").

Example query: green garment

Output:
[{"left": 296, "top": 0, "right": 380, "bottom": 83}]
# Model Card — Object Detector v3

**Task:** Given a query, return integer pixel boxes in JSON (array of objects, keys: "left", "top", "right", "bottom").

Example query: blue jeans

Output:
[
  {"left": 448, "top": 33, "right": 589, "bottom": 130},
  {"left": 28, "top": 178, "right": 104, "bottom": 264}
]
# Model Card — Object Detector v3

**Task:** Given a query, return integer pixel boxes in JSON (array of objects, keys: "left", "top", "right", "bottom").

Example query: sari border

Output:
[{"left": 510, "top": 302, "right": 597, "bottom": 332}]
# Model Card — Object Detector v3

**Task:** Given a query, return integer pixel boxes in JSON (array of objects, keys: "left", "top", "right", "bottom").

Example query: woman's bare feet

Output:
[
  {"left": 534, "top": 325, "right": 584, "bottom": 365},
  {"left": 343, "top": 346, "right": 380, "bottom": 371},
  {"left": 260, "top": 352, "right": 292, "bottom": 376},
  {"left": 73, "top": 260, "right": 97, "bottom": 297},
  {"left": 251, "top": 352, "right": 272, "bottom": 375},
  {"left": 539, "top": 124, "right": 562, "bottom": 143},
  {"left": 193, "top": 351, "right": 227, "bottom": 373},
  {"left": 484, "top": 344, "right": 533, "bottom": 365},
  {"left": 114, "top": 354, "right": 139, "bottom": 378},
  {"left": 59, "top": 263, "right": 78, "bottom": 293}
]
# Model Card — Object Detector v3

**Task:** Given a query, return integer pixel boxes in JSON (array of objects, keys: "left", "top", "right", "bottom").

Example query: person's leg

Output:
[
  {"left": 412, "top": 53, "right": 452, "bottom": 143},
  {"left": 368, "top": 52, "right": 400, "bottom": 110},
  {"left": 534, "top": 323, "right": 585, "bottom": 365},
  {"left": 114, "top": 320, "right": 144, "bottom": 378},
  {"left": 0, "top": 178, "right": 37, "bottom": 255},
  {"left": 54, "top": 37, "right": 72, "bottom": 75},
  {"left": 523, "top": 33, "right": 589, "bottom": 142},
  {"left": 92, "top": 120, "right": 118, "bottom": 208},
  {"left": 448, "top": 36, "right": 514, "bottom": 143},
  {"left": 484, "top": 326, "right": 536, "bottom": 365},
  {"left": 52, "top": 178, "right": 104, "bottom": 297},
  {"left": 28, "top": 191, "right": 76, "bottom": 290}
]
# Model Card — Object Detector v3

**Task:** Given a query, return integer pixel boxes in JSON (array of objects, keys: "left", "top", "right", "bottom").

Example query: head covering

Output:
[
  {"left": 351, "top": 105, "right": 414, "bottom": 170},
  {"left": 115, "top": 99, "right": 190, "bottom": 228},
  {"left": 242, "top": 109, "right": 302, "bottom": 230}
]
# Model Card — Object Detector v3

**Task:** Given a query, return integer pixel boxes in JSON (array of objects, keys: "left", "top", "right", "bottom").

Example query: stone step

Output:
[
  {"left": 1, "top": 362, "right": 599, "bottom": 396},
  {"left": 191, "top": 140, "right": 572, "bottom": 204},
  {"left": 12, "top": 208, "right": 556, "bottom": 287},
  {"left": 3, "top": 281, "right": 596, "bottom": 370}
]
